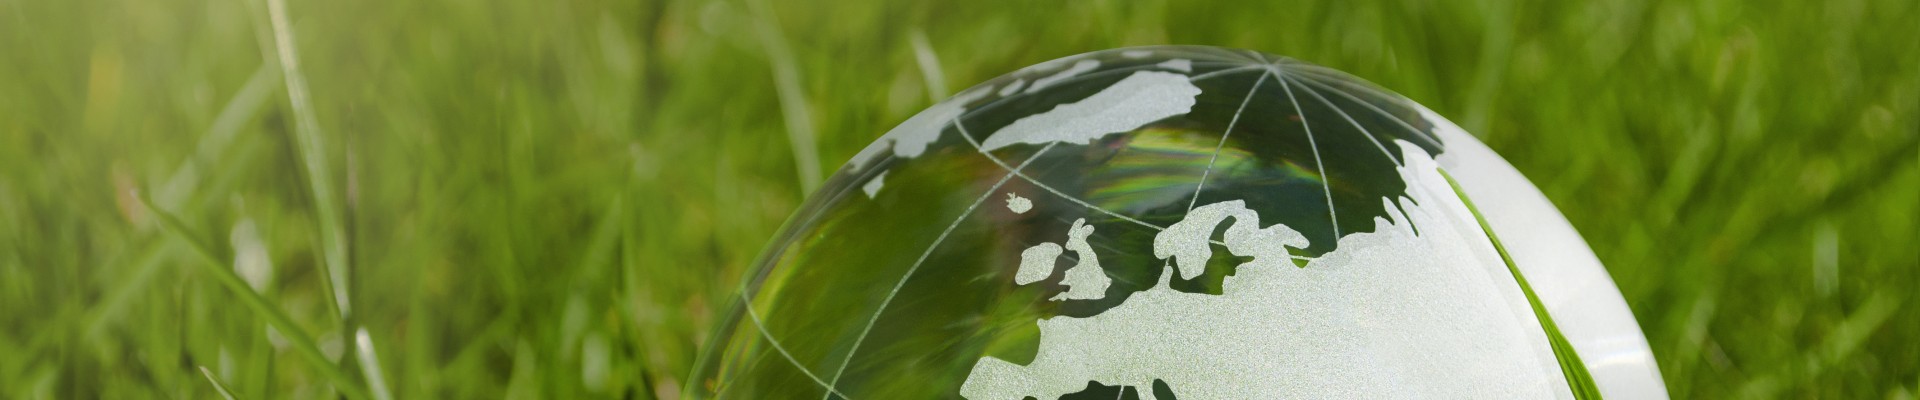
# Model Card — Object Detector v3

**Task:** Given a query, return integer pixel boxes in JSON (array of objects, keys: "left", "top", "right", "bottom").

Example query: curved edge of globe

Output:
[
  {"left": 1439, "top": 168, "right": 1603, "bottom": 400},
  {"left": 682, "top": 151, "right": 896, "bottom": 399},
  {"left": 1419, "top": 105, "right": 1669, "bottom": 399}
]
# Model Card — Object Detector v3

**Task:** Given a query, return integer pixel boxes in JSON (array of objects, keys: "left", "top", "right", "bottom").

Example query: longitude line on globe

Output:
[
  {"left": 1187, "top": 68, "right": 1271, "bottom": 212},
  {"left": 1272, "top": 66, "right": 1342, "bottom": 238},
  {"left": 1165, "top": 46, "right": 1272, "bottom": 65},
  {"left": 1279, "top": 69, "right": 1405, "bottom": 167},
  {"left": 820, "top": 142, "right": 1062, "bottom": 399},
  {"left": 1244, "top": 50, "right": 1273, "bottom": 65},
  {"left": 1283, "top": 66, "right": 1445, "bottom": 147},
  {"left": 726, "top": 152, "right": 899, "bottom": 397}
]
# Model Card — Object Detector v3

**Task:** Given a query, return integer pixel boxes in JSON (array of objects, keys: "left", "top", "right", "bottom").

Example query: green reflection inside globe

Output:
[{"left": 688, "top": 46, "right": 1666, "bottom": 399}]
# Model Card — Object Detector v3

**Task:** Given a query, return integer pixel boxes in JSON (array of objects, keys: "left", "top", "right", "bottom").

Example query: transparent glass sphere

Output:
[{"left": 688, "top": 46, "right": 1665, "bottom": 399}]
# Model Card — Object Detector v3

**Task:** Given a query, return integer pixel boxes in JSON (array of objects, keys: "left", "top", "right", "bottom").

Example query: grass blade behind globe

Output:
[
  {"left": 356, "top": 329, "right": 396, "bottom": 400},
  {"left": 259, "top": 0, "right": 385, "bottom": 395},
  {"left": 747, "top": 0, "right": 823, "bottom": 193},
  {"left": 1438, "top": 169, "right": 1603, "bottom": 399},
  {"left": 139, "top": 193, "right": 371, "bottom": 400},
  {"left": 199, "top": 366, "right": 242, "bottom": 400},
  {"left": 263, "top": 0, "right": 349, "bottom": 325}
]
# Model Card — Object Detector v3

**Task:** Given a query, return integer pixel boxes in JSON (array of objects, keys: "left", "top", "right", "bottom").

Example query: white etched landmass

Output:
[
  {"left": 1153, "top": 200, "right": 1309, "bottom": 280},
  {"left": 861, "top": 170, "right": 887, "bottom": 198},
  {"left": 1012, "top": 218, "right": 1111, "bottom": 301},
  {"left": 1156, "top": 58, "right": 1192, "bottom": 73},
  {"left": 999, "top": 79, "right": 1027, "bottom": 96},
  {"left": 1005, "top": 193, "right": 1033, "bottom": 214},
  {"left": 1014, "top": 243, "right": 1062, "bottom": 285},
  {"left": 960, "top": 142, "right": 1569, "bottom": 400},
  {"left": 1027, "top": 59, "right": 1101, "bottom": 93},
  {"left": 980, "top": 71, "right": 1203, "bottom": 152},
  {"left": 851, "top": 87, "right": 994, "bottom": 171},
  {"left": 1048, "top": 219, "right": 1108, "bottom": 301}
]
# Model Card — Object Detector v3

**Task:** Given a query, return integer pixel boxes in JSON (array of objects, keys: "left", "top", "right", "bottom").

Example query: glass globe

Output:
[{"left": 687, "top": 46, "right": 1665, "bottom": 399}]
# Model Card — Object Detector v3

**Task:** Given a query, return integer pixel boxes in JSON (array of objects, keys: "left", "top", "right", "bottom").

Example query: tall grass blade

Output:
[
  {"left": 199, "top": 366, "right": 241, "bottom": 400},
  {"left": 139, "top": 192, "right": 370, "bottom": 400},
  {"left": 748, "top": 0, "right": 822, "bottom": 193},
  {"left": 263, "top": 0, "right": 350, "bottom": 321},
  {"left": 356, "top": 328, "right": 396, "bottom": 400},
  {"left": 909, "top": 29, "right": 948, "bottom": 102},
  {"left": 157, "top": 64, "right": 279, "bottom": 209}
]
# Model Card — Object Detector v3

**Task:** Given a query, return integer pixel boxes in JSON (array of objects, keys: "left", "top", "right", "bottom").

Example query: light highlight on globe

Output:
[{"left": 689, "top": 46, "right": 1666, "bottom": 399}]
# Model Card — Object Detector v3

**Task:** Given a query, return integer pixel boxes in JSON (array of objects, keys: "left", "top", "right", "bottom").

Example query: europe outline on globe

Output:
[{"left": 687, "top": 46, "right": 1667, "bottom": 399}]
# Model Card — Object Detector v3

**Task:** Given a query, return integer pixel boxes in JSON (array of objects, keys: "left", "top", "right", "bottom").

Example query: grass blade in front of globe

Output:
[{"left": 1438, "top": 169, "right": 1603, "bottom": 399}]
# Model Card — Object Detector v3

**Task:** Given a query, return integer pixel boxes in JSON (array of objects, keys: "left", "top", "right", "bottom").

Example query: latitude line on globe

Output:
[
  {"left": 1244, "top": 50, "right": 1268, "bottom": 64},
  {"left": 952, "top": 121, "right": 1173, "bottom": 231},
  {"left": 707, "top": 346, "right": 769, "bottom": 398},
  {"left": 955, "top": 63, "right": 1264, "bottom": 125},
  {"left": 1227, "top": 49, "right": 1270, "bottom": 66},
  {"left": 1283, "top": 67, "right": 1445, "bottom": 147},
  {"left": 820, "top": 142, "right": 1061, "bottom": 399},
  {"left": 1187, "top": 66, "right": 1270, "bottom": 212},
  {"left": 1244, "top": 51, "right": 1308, "bottom": 67},
  {"left": 1272, "top": 66, "right": 1342, "bottom": 239},
  {"left": 1280, "top": 71, "right": 1405, "bottom": 167},
  {"left": 952, "top": 108, "right": 1316, "bottom": 262},
  {"left": 1186, "top": 65, "right": 1266, "bottom": 82},
  {"left": 738, "top": 291, "right": 850, "bottom": 398},
  {"left": 1121, "top": 47, "right": 1245, "bottom": 63},
  {"left": 716, "top": 144, "right": 911, "bottom": 398}
]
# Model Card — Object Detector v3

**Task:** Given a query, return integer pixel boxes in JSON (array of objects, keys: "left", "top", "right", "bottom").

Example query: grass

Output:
[
  {"left": 0, "top": 0, "right": 1915, "bottom": 398},
  {"left": 140, "top": 191, "right": 370, "bottom": 400},
  {"left": 199, "top": 366, "right": 241, "bottom": 400}
]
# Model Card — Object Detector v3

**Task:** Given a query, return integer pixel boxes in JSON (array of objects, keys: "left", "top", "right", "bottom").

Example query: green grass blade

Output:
[
  {"left": 263, "top": 0, "right": 349, "bottom": 322},
  {"left": 139, "top": 193, "right": 370, "bottom": 400},
  {"left": 748, "top": 0, "right": 823, "bottom": 193},
  {"left": 355, "top": 328, "right": 396, "bottom": 400},
  {"left": 1439, "top": 169, "right": 1603, "bottom": 399},
  {"left": 156, "top": 64, "right": 279, "bottom": 210},
  {"left": 909, "top": 29, "right": 948, "bottom": 102},
  {"left": 199, "top": 366, "right": 242, "bottom": 400}
]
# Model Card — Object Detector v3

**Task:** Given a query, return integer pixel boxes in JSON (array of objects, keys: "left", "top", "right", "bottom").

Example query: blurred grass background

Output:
[{"left": 1, "top": 0, "right": 1916, "bottom": 398}]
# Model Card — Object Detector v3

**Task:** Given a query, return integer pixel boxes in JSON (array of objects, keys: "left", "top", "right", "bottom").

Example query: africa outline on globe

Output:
[{"left": 688, "top": 46, "right": 1666, "bottom": 399}]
